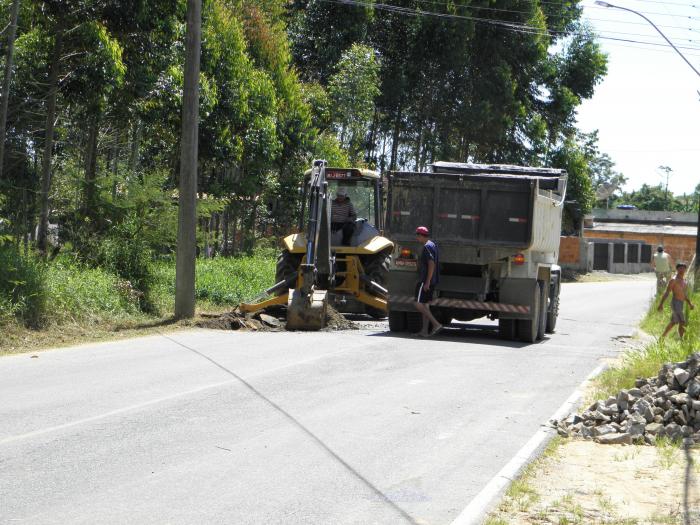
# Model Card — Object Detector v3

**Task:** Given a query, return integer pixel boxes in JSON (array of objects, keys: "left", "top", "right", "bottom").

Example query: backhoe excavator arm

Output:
[{"left": 286, "top": 159, "right": 332, "bottom": 330}]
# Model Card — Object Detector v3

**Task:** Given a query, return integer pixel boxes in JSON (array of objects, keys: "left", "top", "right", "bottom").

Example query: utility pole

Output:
[
  {"left": 658, "top": 165, "right": 672, "bottom": 210},
  {"left": 174, "top": 0, "right": 202, "bottom": 319},
  {"left": 0, "top": 0, "right": 20, "bottom": 180}
]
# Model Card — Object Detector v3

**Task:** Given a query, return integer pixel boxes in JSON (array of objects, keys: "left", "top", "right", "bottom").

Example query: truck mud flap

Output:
[{"left": 499, "top": 278, "right": 539, "bottom": 320}]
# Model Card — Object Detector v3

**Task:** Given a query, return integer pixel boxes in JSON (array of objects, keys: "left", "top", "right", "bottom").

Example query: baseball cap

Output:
[{"left": 415, "top": 226, "right": 429, "bottom": 236}]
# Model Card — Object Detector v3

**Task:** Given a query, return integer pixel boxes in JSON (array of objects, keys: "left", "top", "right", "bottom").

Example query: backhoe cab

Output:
[{"left": 240, "top": 161, "right": 394, "bottom": 330}]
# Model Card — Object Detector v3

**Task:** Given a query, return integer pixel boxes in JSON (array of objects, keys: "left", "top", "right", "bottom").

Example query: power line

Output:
[
  {"left": 587, "top": 5, "right": 700, "bottom": 19},
  {"left": 319, "top": 0, "right": 700, "bottom": 52},
  {"left": 404, "top": 0, "right": 700, "bottom": 36},
  {"left": 396, "top": 0, "right": 700, "bottom": 32}
]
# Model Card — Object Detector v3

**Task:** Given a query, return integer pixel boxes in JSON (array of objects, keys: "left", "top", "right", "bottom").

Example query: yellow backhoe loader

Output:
[{"left": 240, "top": 160, "right": 394, "bottom": 330}]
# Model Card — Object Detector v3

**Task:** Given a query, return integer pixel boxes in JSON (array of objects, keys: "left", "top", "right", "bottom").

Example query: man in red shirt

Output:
[{"left": 414, "top": 226, "right": 443, "bottom": 337}]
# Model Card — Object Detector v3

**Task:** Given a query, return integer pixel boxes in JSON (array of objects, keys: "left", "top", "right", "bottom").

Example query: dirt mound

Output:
[
  {"left": 196, "top": 310, "right": 279, "bottom": 331},
  {"left": 323, "top": 305, "right": 358, "bottom": 331},
  {"left": 196, "top": 304, "right": 356, "bottom": 332}
]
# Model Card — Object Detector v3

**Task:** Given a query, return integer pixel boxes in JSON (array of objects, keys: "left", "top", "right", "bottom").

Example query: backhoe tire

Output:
[
  {"left": 388, "top": 311, "right": 407, "bottom": 332},
  {"left": 517, "top": 283, "right": 541, "bottom": 343},
  {"left": 363, "top": 251, "right": 391, "bottom": 319},
  {"left": 275, "top": 250, "right": 301, "bottom": 294},
  {"left": 546, "top": 277, "right": 560, "bottom": 334}
]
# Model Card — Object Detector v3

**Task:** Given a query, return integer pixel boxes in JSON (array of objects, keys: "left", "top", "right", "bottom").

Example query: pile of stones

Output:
[{"left": 556, "top": 353, "right": 700, "bottom": 446}]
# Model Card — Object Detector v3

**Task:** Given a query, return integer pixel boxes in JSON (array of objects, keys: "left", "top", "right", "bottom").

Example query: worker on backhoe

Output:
[{"left": 331, "top": 187, "right": 357, "bottom": 246}]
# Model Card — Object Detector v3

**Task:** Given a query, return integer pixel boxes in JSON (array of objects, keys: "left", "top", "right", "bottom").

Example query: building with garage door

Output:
[{"left": 559, "top": 209, "right": 697, "bottom": 274}]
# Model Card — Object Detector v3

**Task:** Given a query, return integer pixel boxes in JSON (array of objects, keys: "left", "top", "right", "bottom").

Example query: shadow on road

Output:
[
  {"left": 367, "top": 323, "right": 540, "bottom": 349},
  {"left": 158, "top": 331, "right": 421, "bottom": 525},
  {"left": 113, "top": 316, "right": 181, "bottom": 332}
]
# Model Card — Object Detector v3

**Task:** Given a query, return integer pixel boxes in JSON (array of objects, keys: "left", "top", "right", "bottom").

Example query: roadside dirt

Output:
[
  {"left": 488, "top": 439, "right": 700, "bottom": 525},
  {"left": 562, "top": 270, "right": 656, "bottom": 284},
  {"left": 488, "top": 331, "right": 697, "bottom": 525}
]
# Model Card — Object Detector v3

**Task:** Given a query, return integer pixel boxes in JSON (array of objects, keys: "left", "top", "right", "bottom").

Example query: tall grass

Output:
[
  {"left": 151, "top": 253, "right": 276, "bottom": 311},
  {"left": 45, "top": 254, "right": 143, "bottom": 324},
  {"left": 1, "top": 249, "right": 276, "bottom": 332},
  {"left": 593, "top": 286, "right": 700, "bottom": 399},
  {"left": 0, "top": 243, "right": 47, "bottom": 327}
]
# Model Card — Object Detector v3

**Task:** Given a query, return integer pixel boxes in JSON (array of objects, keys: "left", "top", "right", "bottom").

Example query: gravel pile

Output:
[{"left": 557, "top": 353, "right": 700, "bottom": 446}]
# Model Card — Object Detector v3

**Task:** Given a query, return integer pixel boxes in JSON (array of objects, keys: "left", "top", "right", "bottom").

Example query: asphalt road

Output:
[{"left": 1, "top": 280, "right": 654, "bottom": 525}]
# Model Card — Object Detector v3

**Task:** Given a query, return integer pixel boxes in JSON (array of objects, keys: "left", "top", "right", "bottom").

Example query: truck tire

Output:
[
  {"left": 499, "top": 318, "right": 517, "bottom": 340},
  {"left": 434, "top": 310, "right": 452, "bottom": 327},
  {"left": 275, "top": 250, "right": 301, "bottom": 292},
  {"left": 388, "top": 311, "right": 407, "bottom": 332},
  {"left": 406, "top": 312, "right": 423, "bottom": 333},
  {"left": 517, "top": 284, "right": 540, "bottom": 343},
  {"left": 537, "top": 280, "right": 547, "bottom": 340},
  {"left": 546, "top": 277, "right": 560, "bottom": 334}
]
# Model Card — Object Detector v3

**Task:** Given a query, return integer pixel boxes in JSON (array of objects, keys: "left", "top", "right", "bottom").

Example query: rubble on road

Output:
[
  {"left": 196, "top": 305, "right": 357, "bottom": 332},
  {"left": 196, "top": 309, "right": 279, "bottom": 331},
  {"left": 555, "top": 353, "right": 700, "bottom": 446}
]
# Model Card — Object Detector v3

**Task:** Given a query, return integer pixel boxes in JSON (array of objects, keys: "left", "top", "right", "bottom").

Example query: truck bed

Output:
[{"left": 387, "top": 164, "right": 566, "bottom": 251}]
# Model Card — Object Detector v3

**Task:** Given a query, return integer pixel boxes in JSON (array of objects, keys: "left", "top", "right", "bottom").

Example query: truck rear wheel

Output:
[
  {"left": 499, "top": 319, "right": 517, "bottom": 340},
  {"left": 517, "top": 284, "right": 541, "bottom": 343},
  {"left": 388, "top": 311, "right": 407, "bottom": 332},
  {"left": 406, "top": 312, "right": 423, "bottom": 333},
  {"left": 546, "top": 277, "right": 560, "bottom": 333},
  {"left": 537, "top": 280, "right": 547, "bottom": 340}
]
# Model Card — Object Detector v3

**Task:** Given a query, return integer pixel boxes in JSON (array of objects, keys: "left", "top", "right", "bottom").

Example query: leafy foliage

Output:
[
  {"left": 0, "top": 0, "right": 620, "bottom": 328},
  {"left": 0, "top": 242, "right": 46, "bottom": 327}
]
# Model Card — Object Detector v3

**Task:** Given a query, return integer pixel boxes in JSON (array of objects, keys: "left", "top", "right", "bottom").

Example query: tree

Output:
[
  {"left": 175, "top": 0, "right": 201, "bottom": 319},
  {"left": 36, "top": 28, "right": 61, "bottom": 256},
  {"left": 0, "top": 0, "right": 20, "bottom": 180},
  {"left": 328, "top": 43, "right": 380, "bottom": 163},
  {"left": 620, "top": 184, "right": 682, "bottom": 212}
]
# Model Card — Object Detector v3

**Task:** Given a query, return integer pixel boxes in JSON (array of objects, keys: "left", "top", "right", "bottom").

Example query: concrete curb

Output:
[{"left": 449, "top": 362, "right": 608, "bottom": 525}]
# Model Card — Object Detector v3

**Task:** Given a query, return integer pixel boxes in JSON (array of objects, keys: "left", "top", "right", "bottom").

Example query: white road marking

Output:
[
  {"left": 0, "top": 345, "right": 351, "bottom": 446},
  {"left": 449, "top": 363, "right": 607, "bottom": 525}
]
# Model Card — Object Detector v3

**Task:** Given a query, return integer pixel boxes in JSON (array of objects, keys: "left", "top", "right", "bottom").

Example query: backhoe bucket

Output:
[{"left": 286, "top": 289, "right": 328, "bottom": 331}]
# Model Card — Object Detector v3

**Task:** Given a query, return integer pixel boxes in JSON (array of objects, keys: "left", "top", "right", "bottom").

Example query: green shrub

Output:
[
  {"left": 99, "top": 215, "right": 156, "bottom": 313},
  {"left": 0, "top": 243, "right": 47, "bottom": 327}
]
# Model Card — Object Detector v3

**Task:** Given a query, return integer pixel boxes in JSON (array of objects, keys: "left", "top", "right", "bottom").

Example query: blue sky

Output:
[{"left": 576, "top": 0, "right": 700, "bottom": 196}]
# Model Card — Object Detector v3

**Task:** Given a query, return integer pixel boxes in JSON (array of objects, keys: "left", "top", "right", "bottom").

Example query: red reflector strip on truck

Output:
[
  {"left": 509, "top": 217, "right": 527, "bottom": 223},
  {"left": 392, "top": 211, "right": 411, "bottom": 216},
  {"left": 390, "top": 295, "right": 530, "bottom": 314},
  {"left": 438, "top": 213, "right": 458, "bottom": 219},
  {"left": 461, "top": 215, "right": 480, "bottom": 220}
]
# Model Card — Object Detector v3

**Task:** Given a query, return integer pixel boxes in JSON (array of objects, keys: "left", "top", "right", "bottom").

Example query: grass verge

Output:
[
  {"left": 1, "top": 252, "right": 275, "bottom": 356},
  {"left": 590, "top": 287, "right": 700, "bottom": 401}
]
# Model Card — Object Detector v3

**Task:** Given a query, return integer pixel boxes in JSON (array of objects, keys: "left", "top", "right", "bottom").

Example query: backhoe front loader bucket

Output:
[{"left": 286, "top": 288, "right": 328, "bottom": 331}]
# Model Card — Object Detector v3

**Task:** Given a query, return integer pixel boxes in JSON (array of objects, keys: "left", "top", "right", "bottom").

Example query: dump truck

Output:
[
  {"left": 240, "top": 160, "right": 394, "bottom": 330},
  {"left": 386, "top": 162, "right": 567, "bottom": 342}
]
